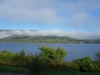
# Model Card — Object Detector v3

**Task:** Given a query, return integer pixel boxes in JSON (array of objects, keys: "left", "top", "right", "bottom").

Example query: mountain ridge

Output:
[{"left": 0, "top": 30, "right": 100, "bottom": 43}]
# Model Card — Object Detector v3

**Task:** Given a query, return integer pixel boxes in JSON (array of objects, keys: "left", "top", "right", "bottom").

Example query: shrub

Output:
[
  {"left": 95, "top": 51, "right": 100, "bottom": 62},
  {"left": 30, "top": 56, "right": 50, "bottom": 72},
  {"left": 12, "top": 51, "right": 34, "bottom": 67},
  {"left": 0, "top": 50, "right": 34, "bottom": 67},
  {"left": 63, "top": 62, "right": 80, "bottom": 72},
  {"left": 73, "top": 56, "right": 99, "bottom": 72},
  {"left": 39, "top": 45, "right": 67, "bottom": 61},
  {"left": 49, "top": 60, "right": 64, "bottom": 71},
  {"left": 0, "top": 50, "right": 14, "bottom": 62},
  {"left": 92, "top": 61, "right": 100, "bottom": 71}
]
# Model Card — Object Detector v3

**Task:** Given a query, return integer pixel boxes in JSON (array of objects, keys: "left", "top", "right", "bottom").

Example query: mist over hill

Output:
[
  {"left": 0, "top": 30, "right": 100, "bottom": 43},
  {"left": 0, "top": 30, "right": 68, "bottom": 39},
  {"left": 0, "top": 30, "right": 100, "bottom": 39}
]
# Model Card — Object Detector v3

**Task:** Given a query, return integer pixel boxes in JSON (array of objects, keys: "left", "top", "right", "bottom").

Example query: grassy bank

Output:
[
  {"left": 33, "top": 72, "right": 100, "bottom": 75},
  {"left": 0, "top": 65, "right": 100, "bottom": 75},
  {"left": 0, "top": 65, "right": 30, "bottom": 74}
]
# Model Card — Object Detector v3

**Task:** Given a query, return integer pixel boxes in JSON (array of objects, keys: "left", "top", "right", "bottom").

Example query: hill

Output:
[
  {"left": 0, "top": 30, "right": 100, "bottom": 43},
  {"left": 0, "top": 36, "right": 78, "bottom": 43}
]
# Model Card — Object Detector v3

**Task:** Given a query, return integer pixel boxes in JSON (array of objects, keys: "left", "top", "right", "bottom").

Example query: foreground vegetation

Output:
[
  {"left": 0, "top": 46, "right": 100, "bottom": 75},
  {"left": 0, "top": 65, "right": 30, "bottom": 74},
  {"left": 33, "top": 71, "right": 100, "bottom": 75},
  {"left": 0, "top": 66, "right": 100, "bottom": 75}
]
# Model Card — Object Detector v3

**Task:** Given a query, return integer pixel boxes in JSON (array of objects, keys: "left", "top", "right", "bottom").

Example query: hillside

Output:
[
  {"left": 0, "top": 30, "right": 100, "bottom": 43},
  {"left": 0, "top": 36, "right": 100, "bottom": 43},
  {"left": 0, "top": 36, "right": 77, "bottom": 43}
]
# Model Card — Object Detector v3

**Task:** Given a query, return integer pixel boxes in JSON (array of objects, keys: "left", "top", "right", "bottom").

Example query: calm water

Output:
[{"left": 0, "top": 43, "right": 100, "bottom": 61}]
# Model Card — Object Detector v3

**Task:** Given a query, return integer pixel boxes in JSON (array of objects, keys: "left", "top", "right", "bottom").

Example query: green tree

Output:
[
  {"left": 20, "top": 50, "right": 26, "bottom": 58},
  {"left": 56, "top": 47, "right": 67, "bottom": 60},
  {"left": 39, "top": 45, "right": 55, "bottom": 59},
  {"left": 39, "top": 45, "right": 67, "bottom": 61}
]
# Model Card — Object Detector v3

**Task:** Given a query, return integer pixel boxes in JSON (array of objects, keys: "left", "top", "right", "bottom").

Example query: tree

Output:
[
  {"left": 56, "top": 47, "right": 67, "bottom": 60},
  {"left": 20, "top": 50, "right": 26, "bottom": 58},
  {"left": 39, "top": 45, "right": 55, "bottom": 59},
  {"left": 39, "top": 45, "right": 67, "bottom": 61}
]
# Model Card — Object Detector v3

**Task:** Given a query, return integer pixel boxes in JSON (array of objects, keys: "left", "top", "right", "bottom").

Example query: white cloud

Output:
[
  {"left": 0, "top": 31, "right": 12, "bottom": 39},
  {"left": 0, "top": 0, "right": 58, "bottom": 23},
  {"left": 54, "top": 0, "right": 100, "bottom": 29},
  {"left": 0, "top": 0, "right": 100, "bottom": 31},
  {"left": 67, "top": 32, "right": 100, "bottom": 39},
  {"left": 0, "top": 30, "right": 100, "bottom": 39}
]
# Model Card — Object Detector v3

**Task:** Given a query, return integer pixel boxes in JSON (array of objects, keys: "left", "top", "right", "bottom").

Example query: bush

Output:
[
  {"left": 12, "top": 51, "right": 34, "bottom": 67},
  {"left": 95, "top": 51, "right": 100, "bottom": 62},
  {"left": 0, "top": 50, "right": 14, "bottom": 62},
  {"left": 49, "top": 60, "right": 64, "bottom": 71},
  {"left": 30, "top": 56, "right": 50, "bottom": 72},
  {"left": 92, "top": 61, "right": 100, "bottom": 71},
  {"left": 73, "top": 56, "right": 99, "bottom": 72},
  {"left": 0, "top": 50, "right": 34, "bottom": 67},
  {"left": 39, "top": 45, "right": 67, "bottom": 61},
  {"left": 63, "top": 62, "right": 80, "bottom": 72}
]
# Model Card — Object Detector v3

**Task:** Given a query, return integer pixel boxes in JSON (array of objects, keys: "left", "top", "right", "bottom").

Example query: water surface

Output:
[{"left": 0, "top": 43, "right": 100, "bottom": 61}]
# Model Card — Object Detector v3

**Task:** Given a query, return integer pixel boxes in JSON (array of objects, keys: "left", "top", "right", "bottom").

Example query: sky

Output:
[{"left": 0, "top": 0, "right": 100, "bottom": 39}]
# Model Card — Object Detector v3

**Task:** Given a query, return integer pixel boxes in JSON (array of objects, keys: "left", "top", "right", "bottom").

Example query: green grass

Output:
[
  {"left": 0, "top": 65, "right": 100, "bottom": 75},
  {"left": 32, "top": 71, "right": 100, "bottom": 75},
  {"left": 0, "top": 65, "right": 30, "bottom": 74}
]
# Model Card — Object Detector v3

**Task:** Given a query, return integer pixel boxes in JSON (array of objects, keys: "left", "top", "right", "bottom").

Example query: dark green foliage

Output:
[
  {"left": 56, "top": 47, "right": 67, "bottom": 60},
  {"left": 39, "top": 45, "right": 67, "bottom": 61},
  {"left": 63, "top": 62, "right": 80, "bottom": 71},
  {"left": 0, "top": 50, "right": 14, "bottom": 62},
  {"left": 73, "top": 57, "right": 100, "bottom": 72},
  {"left": 0, "top": 65, "right": 30, "bottom": 73},
  {"left": 32, "top": 71, "right": 100, "bottom": 75},
  {"left": 0, "top": 50, "right": 34, "bottom": 67},
  {"left": 95, "top": 51, "right": 100, "bottom": 61},
  {"left": 39, "top": 45, "right": 55, "bottom": 59},
  {"left": 12, "top": 51, "right": 34, "bottom": 67},
  {"left": 30, "top": 56, "right": 50, "bottom": 72},
  {"left": 93, "top": 61, "right": 100, "bottom": 70},
  {"left": 20, "top": 50, "right": 26, "bottom": 58},
  {"left": 74, "top": 57, "right": 92, "bottom": 72}
]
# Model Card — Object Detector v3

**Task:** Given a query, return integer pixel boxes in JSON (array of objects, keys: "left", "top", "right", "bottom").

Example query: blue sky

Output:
[{"left": 0, "top": 0, "right": 100, "bottom": 39}]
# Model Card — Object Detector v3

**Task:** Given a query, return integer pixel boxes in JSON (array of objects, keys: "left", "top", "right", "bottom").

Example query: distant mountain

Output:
[
  {"left": 0, "top": 30, "right": 100, "bottom": 43},
  {"left": 0, "top": 30, "right": 71, "bottom": 39}
]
